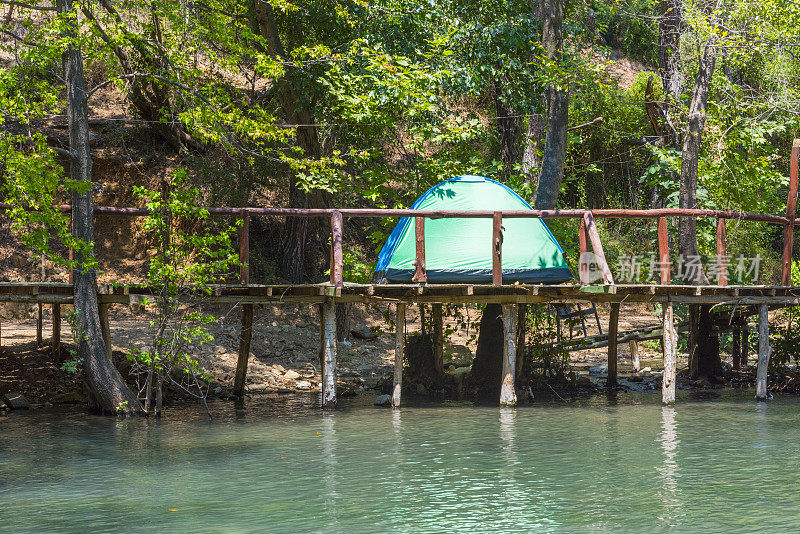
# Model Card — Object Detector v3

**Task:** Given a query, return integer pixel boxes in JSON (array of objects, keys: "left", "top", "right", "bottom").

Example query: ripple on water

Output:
[{"left": 2, "top": 392, "right": 800, "bottom": 533}]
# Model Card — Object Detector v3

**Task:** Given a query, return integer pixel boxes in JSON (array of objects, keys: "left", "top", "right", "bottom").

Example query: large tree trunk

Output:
[
  {"left": 678, "top": 44, "right": 715, "bottom": 285},
  {"left": 493, "top": 77, "right": 521, "bottom": 182},
  {"left": 680, "top": 43, "right": 719, "bottom": 377},
  {"left": 59, "top": 0, "right": 144, "bottom": 416},
  {"left": 658, "top": 0, "right": 683, "bottom": 109},
  {"left": 469, "top": 304, "right": 504, "bottom": 398},
  {"left": 534, "top": 0, "right": 569, "bottom": 210},
  {"left": 522, "top": 113, "right": 545, "bottom": 184},
  {"left": 253, "top": 1, "right": 328, "bottom": 283}
]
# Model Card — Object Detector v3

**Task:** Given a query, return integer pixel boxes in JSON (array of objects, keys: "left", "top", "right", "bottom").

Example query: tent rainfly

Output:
[{"left": 375, "top": 175, "right": 573, "bottom": 284}]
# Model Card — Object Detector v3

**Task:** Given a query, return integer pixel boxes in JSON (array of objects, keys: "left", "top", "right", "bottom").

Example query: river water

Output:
[{"left": 2, "top": 391, "right": 800, "bottom": 533}]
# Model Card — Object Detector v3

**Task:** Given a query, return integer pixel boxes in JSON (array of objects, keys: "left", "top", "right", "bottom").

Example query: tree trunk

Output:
[
  {"left": 678, "top": 44, "right": 716, "bottom": 284},
  {"left": 534, "top": 0, "right": 569, "bottom": 211},
  {"left": 522, "top": 113, "right": 545, "bottom": 183},
  {"left": 59, "top": 0, "right": 143, "bottom": 416},
  {"left": 470, "top": 304, "right": 504, "bottom": 398},
  {"left": 688, "top": 304, "right": 722, "bottom": 378},
  {"left": 658, "top": 0, "right": 682, "bottom": 99},
  {"left": 494, "top": 77, "right": 521, "bottom": 182},
  {"left": 252, "top": 0, "right": 328, "bottom": 283}
]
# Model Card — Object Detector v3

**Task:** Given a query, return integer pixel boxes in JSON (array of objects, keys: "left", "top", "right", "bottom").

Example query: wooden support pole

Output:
[
  {"left": 330, "top": 210, "right": 344, "bottom": 288},
  {"left": 392, "top": 303, "right": 405, "bottom": 408},
  {"left": 781, "top": 139, "right": 799, "bottom": 285},
  {"left": 629, "top": 338, "right": 640, "bottom": 373},
  {"left": 607, "top": 303, "right": 620, "bottom": 387},
  {"left": 52, "top": 303, "right": 61, "bottom": 360},
  {"left": 239, "top": 210, "right": 250, "bottom": 285},
  {"left": 432, "top": 303, "right": 444, "bottom": 375},
  {"left": 98, "top": 303, "right": 112, "bottom": 360},
  {"left": 493, "top": 212, "right": 503, "bottom": 285},
  {"left": 321, "top": 299, "right": 337, "bottom": 407},
  {"left": 742, "top": 323, "right": 750, "bottom": 367},
  {"left": 662, "top": 303, "right": 677, "bottom": 405},
  {"left": 234, "top": 304, "right": 254, "bottom": 399},
  {"left": 36, "top": 303, "right": 42, "bottom": 348},
  {"left": 583, "top": 211, "right": 614, "bottom": 284},
  {"left": 579, "top": 217, "right": 589, "bottom": 284},
  {"left": 412, "top": 216, "right": 427, "bottom": 283},
  {"left": 657, "top": 216, "right": 671, "bottom": 284},
  {"left": 756, "top": 304, "right": 771, "bottom": 401},
  {"left": 516, "top": 304, "right": 527, "bottom": 378},
  {"left": 732, "top": 323, "right": 741, "bottom": 370},
  {"left": 716, "top": 217, "right": 727, "bottom": 286},
  {"left": 500, "top": 304, "right": 517, "bottom": 406}
]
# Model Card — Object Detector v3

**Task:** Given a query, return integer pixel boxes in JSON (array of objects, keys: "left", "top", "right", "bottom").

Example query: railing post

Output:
[
  {"left": 235, "top": 209, "right": 253, "bottom": 400},
  {"left": 716, "top": 217, "right": 727, "bottom": 286},
  {"left": 493, "top": 212, "right": 503, "bottom": 285},
  {"left": 239, "top": 210, "right": 250, "bottom": 285},
  {"left": 781, "top": 139, "right": 799, "bottom": 285},
  {"left": 657, "top": 216, "right": 670, "bottom": 284},
  {"left": 330, "top": 210, "right": 343, "bottom": 288},
  {"left": 583, "top": 211, "right": 614, "bottom": 284},
  {"left": 579, "top": 216, "right": 589, "bottom": 284},
  {"left": 412, "top": 216, "right": 427, "bottom": 283}
]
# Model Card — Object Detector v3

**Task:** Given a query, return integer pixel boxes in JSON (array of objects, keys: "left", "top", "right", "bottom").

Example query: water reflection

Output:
[
  {"left": 321, "top": 413, "right": 339, "bottom": 530},
  {"left": 657, "top": 406, "right": 682, "bottom": 527}
]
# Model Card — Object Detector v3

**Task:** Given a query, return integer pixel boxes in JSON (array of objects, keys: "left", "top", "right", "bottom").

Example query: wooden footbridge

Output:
[{"left": 4, "top": 142, "right": 799, "bottom": 408}]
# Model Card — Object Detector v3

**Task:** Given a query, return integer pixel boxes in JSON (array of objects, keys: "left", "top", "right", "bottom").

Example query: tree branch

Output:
[
  {"left": 87, "top": 72, "right": 211, "bottom": 106},
  {"left": 0, "top": 0, "right": 56, "bottom": 11}
]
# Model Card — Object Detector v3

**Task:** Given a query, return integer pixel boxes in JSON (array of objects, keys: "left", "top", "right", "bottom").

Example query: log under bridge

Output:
[{"left": 3, "top": 141, "right": 799, "bottom": 408}]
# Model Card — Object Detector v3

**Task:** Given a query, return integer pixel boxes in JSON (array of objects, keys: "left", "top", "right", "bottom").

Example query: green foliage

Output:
[
  {"left": 127, "top": 169, "right": 241, "bottom": 412},
  {"left": 521, "top": 305, "right": 571, "bottom": 387},
  {"left": 772, "top": 261, "right": 800, "bottom": 370},
  {"left": 594, "top": 0, "right": 659, "bottom": 65}
]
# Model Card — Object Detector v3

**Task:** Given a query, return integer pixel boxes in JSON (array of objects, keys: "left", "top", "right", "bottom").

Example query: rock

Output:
[
  {"left": 351, "top": 326, "right": 379, "bottom": 340},
  {"left": 3, "top": 392, "right": 29, "bottom": 410},
  {"left": 576, "top": 376, "right": 593, "bottom": 388},
  {"left": 214, "top": 386, "right": 223, "bottom": 394},
  {"left": 283, "top": 369, "right": 301, "bottom": 380},
  {"left": 589, "top": 363, "right": 608, "bottom": 376},
  {"left": 374, "top": 394, "right": 392, "bottom": 406},
  {"left": 415, "top": 383, "right": 428, "bottom": 395},
  {"left": 295, "top": 380, "right": 312, "bottom": 390},
  {"left": 265, "top": 375, "right": 278, "bottom": 386},
  {"left": 641, "top": 367, "right": 652, "bottom": 373}
]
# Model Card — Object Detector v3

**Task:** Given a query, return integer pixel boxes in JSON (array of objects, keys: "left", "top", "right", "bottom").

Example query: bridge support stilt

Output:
[
  {"left": 500, "top": 304, "right": 517, "bottom": 406},
  {"left": 607, "top": 303, "right": 620, "bottom": 387},
  {"left": 629, "top": 339, "right": 640, "bottom": 373},
  {"left": 52, "top": 303, "right": 61, "bottom": 361},
  {"left": 392, "top": 303, "right": 405, "bottom": 408},
  {"left": 756, "top": 305, "right": 771, "bottom": 401},
  {"left": 36, "top": 303, "right": 42, "bottom": 348},
  {"left": 234, "top": 304, "right": 253, "bottom": 399},
  {"left": 321, "top": 299, "right": 337, "bottom": 408},
  {"left": 662, "top": 303, "right": 677, "bottom": 405}
]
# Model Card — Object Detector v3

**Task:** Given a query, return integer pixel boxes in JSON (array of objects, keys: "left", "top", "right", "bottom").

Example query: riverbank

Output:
[{"left": 1, "top": 301, "right": 794, "bottom": 411}]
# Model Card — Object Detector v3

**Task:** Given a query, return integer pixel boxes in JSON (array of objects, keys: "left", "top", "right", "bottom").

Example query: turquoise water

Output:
[{"left": 2, "top": 392, "right": 800, "bottom": 533}]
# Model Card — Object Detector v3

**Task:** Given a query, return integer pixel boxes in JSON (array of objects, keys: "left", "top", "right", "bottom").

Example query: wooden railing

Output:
[{"left": 2, "top": 139, "right": 798, "bottom": 289}]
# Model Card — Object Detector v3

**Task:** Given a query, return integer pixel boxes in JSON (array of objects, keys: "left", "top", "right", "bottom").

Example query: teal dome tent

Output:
[{"left": 375, "top": 176, "right": 572, "bottom": 284}]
